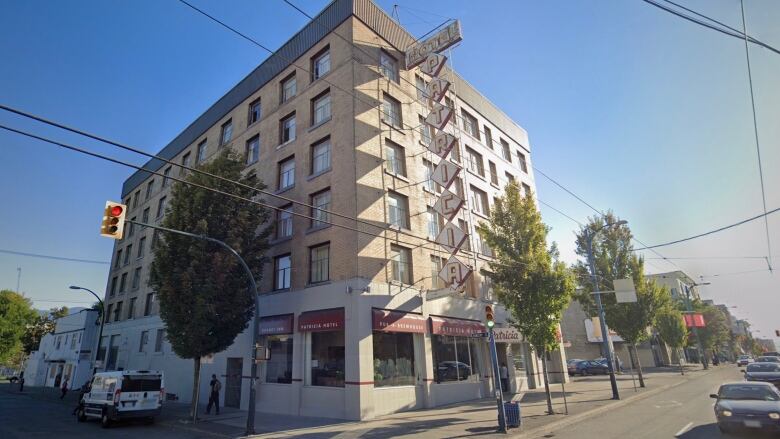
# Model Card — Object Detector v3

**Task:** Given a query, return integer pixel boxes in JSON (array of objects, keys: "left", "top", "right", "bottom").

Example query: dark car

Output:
[
  {"left": 570, "top": 360, "right": 610, "bottom": 376},
  {"left": 710, "top": 382, "right": 780, "bottom": 434},
  {"left": 756, "top": 356, "right": 780, "bottom": 364},
  {"left": 744, "top": 363, "right": 780, "bottom": 389},
  {"left": 567, "top": 359, "right": 585, "bottom": 376},
  {"left": 595, "top": 357, "right": 624, "bottom": 372}
]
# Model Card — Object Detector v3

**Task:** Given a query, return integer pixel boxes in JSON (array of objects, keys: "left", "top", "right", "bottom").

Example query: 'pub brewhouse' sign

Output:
[{"left": 406, "top": 21, "right": 472, "bottom": 292}]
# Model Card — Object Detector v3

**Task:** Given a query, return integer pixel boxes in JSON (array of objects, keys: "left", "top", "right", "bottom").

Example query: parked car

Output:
[
  {"left": 595, "top": 357, "right": 624, "bottom": 371},
  {"left": 743, "top": 362, "right": 780, "bottom": 389},
  {"left": 763, "top": 352, "right": 780, "bottom": 358},
  {"left": 737, "top": 355, "right": 754, "bottom": 367},
  {"left": 567, "top": 359, "right": 585, "bottom": 376},
  {"left": 570, "top": 360, "right": 610, "bottom": 376},
  {"left": 710, "top": 382, "right": 780, "bottom": 434},
  {"left": 756, "top": 356, "right": 780, "bottom": 364},
  {"left": 77, "top": 370, "right": 164, "bottom": 428}
]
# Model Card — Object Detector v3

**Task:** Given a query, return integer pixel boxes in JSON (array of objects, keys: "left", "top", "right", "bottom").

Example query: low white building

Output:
[{"left": 24, "top": 309, "right": 100, "bottom": 390}]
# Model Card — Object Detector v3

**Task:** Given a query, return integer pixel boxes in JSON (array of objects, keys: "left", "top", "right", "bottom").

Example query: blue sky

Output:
[{"left": 0, "top": 0, "right": 777, "bottom": 345}]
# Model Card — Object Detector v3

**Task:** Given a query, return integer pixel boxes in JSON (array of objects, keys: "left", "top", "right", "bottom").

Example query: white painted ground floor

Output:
[{"left": 94, "top": 278, "right": 568, "bottom": 420}]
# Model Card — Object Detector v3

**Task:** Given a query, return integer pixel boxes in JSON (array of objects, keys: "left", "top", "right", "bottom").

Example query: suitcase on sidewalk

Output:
[{"left": 502, "top": 401, "right": 521, "bottom": 428}]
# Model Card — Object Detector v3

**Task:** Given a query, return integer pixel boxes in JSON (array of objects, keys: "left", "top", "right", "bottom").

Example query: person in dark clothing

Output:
[
  {"left": 18, "top": 371, "right": 24, "bottom": 392},
  {"left": 205, "top": 374, "right": 221, "bottom": 415},
  {"left": 60, "top": 377, "right": 69, "bottom": 399},
  {"left": 73, "top": 381, "right": 91, "bottom": 415}
]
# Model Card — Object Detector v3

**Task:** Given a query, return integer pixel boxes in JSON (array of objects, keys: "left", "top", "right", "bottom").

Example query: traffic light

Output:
[
  {"left": 100, "top": 201, "right": 127, "bottom": 240},
  {"left": 485, "top": 305, "right": 495, "bottom": 329}
]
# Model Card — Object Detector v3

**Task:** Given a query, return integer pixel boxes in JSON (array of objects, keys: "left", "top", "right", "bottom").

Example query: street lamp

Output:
[
  {"left": 584, "top": 219, "right": 627, "bottom": 400},
  {"left": 70, "top": 286, "right": 105, "bottom": 375},
  {"left": 683, "top": 281, "right": 710, "bottom": 369}
]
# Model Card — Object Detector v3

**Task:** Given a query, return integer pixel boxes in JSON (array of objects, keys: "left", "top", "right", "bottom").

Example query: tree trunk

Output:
[
  {"left": 679, "top": 348, "right": 685, "bottom": 375},
  {"left": 541, "top": 350, "right": 553, "bottom": 415},
  {"left": 631, "top": 344, "right": 645, "bottom": 388},
  {"left": 191, "top": 357, "right": 202, "bottom": 422}
]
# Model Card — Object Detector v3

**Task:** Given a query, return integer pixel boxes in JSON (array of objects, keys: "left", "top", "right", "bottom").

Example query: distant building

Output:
[
  {"left": 756, "top": 338, "right": 778, "bottom": 353},
  {"left": 23, "top": 309, "right": 100, "bottom": 390},
  {"left": 646, "top": 271, "right": 699, "bottom": 301}
]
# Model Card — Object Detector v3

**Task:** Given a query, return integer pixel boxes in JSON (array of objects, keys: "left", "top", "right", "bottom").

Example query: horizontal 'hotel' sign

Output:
[{"left": 405, "top": 20, "right": 463, "bottom": 69}]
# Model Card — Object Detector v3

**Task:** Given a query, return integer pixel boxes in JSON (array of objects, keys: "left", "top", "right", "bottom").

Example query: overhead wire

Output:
[{"left": 0, "top": 248, "right": 109, "bottom": 265}]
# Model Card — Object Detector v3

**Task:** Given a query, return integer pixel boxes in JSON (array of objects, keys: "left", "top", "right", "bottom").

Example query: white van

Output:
[{"left": 77, "top": 370, "right": 164, "bottom": 427}]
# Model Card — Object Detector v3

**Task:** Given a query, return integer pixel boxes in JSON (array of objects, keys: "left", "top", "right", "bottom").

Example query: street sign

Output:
[
  {"left": 614, "top": 278, "right": 637, "bottom": 303},
  {"left": 471, "top": 331, "right": 489, "bottom": 338}
]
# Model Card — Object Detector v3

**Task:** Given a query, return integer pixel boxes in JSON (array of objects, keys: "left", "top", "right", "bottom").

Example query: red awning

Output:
[
  {"left": 684, "top": 313, "right": 706, "bottom": 328},
  {"left": 259, "top": 314, "right": 294, "bottom": 335},
  {"left": 298, "top": 308, "right": 344, "bottom": 332},
  {"left": 372, "top": 309, "right": 427, "bottom": 334},
  {"left": 429, "top": 316, "right": 486, "bottom": 336}
]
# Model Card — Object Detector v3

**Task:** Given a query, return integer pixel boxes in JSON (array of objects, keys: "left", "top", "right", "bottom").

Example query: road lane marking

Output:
[{"left": 675, "top": 422, "right": 693, "bottom": 437}]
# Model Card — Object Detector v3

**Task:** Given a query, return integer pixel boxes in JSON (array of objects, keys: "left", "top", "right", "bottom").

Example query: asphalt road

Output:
[
  {"left": 527, "top": 364, "right": 778, "bottom": 439},
  {"left": 0, "top": 389, "right": 219, "bottom": 439}
]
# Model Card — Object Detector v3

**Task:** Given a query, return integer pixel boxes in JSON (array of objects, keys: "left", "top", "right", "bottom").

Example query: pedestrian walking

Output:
[
  {"left": 73, "top": 381, "right": 91, "bottom": 415},
  {"left": 500, "top": 363, "right": 509, "bottom": 392},
  {"left": 18, "top": 371, "right": 24, "bottom": 392},
  {"left": 205, "top": 374, "right": 221, "bottom": 415},
  {"left": 60, "top": 376, "right": 69, "bottom": 399}
]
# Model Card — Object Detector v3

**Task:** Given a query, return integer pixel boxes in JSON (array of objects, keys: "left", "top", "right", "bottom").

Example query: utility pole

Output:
[
  {"left": 125, "top": 220, "right": 261, "bottom": 436},
  {"left": 584, "top": 220, "right": 627, "bottom": 401},
  {"left": 69, "top": 286, "right": 105, "bottom": 375}
]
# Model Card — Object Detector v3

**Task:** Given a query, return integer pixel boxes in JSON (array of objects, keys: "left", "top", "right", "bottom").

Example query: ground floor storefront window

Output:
[
  {"left": 265, "top": 335, "right": 293, "bottom": 384},
  {"left": 373, "top": 331, "right": 415, "bottom": 387},
  {"left": 309, "top": 330, "right": 345, "bottom": 387},
  {"left": 432, "top": 335, "right": 482, "bottom": 383}
]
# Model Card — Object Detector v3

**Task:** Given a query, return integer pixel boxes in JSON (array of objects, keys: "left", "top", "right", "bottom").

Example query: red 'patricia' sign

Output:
[{"left": 683, "top": 313, "right": 706, "bottom": 328}]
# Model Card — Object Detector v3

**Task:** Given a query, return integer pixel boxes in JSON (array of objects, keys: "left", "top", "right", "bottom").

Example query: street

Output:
[{"left": 528, "top": 365, "right": 766, "bottom": 439}]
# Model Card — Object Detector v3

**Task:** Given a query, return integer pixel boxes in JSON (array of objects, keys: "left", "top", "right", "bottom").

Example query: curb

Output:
[{"left": 510, "top": 369, "right": 711, "bottom": 438}]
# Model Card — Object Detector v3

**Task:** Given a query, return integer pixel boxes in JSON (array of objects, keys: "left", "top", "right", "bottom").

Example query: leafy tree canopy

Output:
[
  {"left": 0, "top": 290, "right": 37, "bottom": 364},
  {"left": 21, "top": 306, "right": 69, "bottom": 354}
]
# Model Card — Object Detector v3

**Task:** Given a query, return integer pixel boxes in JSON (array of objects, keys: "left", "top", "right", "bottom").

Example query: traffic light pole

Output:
[
  {"left": 126, "top": 220, "right": 261, "bottom": 435},
  {"left": 488, "top": 329, "right": 507, "bottom": 433}
]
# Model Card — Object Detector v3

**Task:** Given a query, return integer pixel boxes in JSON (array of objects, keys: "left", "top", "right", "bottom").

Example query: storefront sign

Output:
[
  {"left": 372, "top": 309, "right": 427, "bottom": 334},
  {"left": 298, "top": 308, "right": 344, "bottom": 332},
  {"left": 683, "top": 313, "right": 706, "bottom": 328},
  {"left": 430, "top": 316, "right": 486, "bottom": 336},
  {"left": 405, "top": 20, "right": 463, "bottom": 68},
  {"left": 420, "top": 53, "right": 447, "bottom": 77},
  {"left": 425, "top": 103, "right": 454, "bottom": 130},
  {"left": 259, "top": 314, "right": 294, "bottom": 335},
  {"left": 425, "top": 78, "right": 450, "bottom": 104},
  {"left": 492, "top": 327, "right": 523, "bottom": 344},
  {"left": 438, "top": 255, "right": 472, "bottom": 289}
]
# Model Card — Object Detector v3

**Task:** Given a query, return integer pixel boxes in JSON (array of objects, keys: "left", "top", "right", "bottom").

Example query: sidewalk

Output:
[{"left": 1, "top": 365, "right": 715, "bottom": 438}]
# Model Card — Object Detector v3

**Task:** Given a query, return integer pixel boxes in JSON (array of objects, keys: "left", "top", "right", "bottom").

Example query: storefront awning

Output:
[
  {"left": 429, "top": 316, "right": 486, "bottom": 336},
  {"left": 372, "top": 309, "right": 427, "bottom": 334},
  {"left": 298, "top": 308, "right": 344, "bottom": 332},
  {"left": 259, "top": 314, "right": 294, "bottom": 335}
]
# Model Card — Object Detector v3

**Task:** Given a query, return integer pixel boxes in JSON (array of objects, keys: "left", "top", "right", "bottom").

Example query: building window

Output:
[
  {"left": 489, "top": 161, "right": 498, "bottom": 185},
  {"left": 161, "top": 167, "right": 171, "bottom": 187},
  {"left": 430, "top": 255, "right": 445, "bottom": 289},
  {"left": 141, "top": 208, "right": 149, "bottom": 226},
  {"left": 309, "top": 243, "right": 330, "bottom": 283},
  {"left": 423, "top": 159, "right": 440, "bottom": 193},
  {"left": 197, "top": 139, "right": 208, "bottom": 163},
  {"left": 114, "top": 301, "right": 123, "bottom": 322},
  {"left": 312, "top": 91, "right": 331, "bottom": 126},
  {"left": 220, "top": 120, "right": 233, "bottom": 146},
  {"left": 278, "top": 156, "right": 295, "bottom": 190},
  {"left": 274, "top": 254, "right": 291, "bottom": 290},
  {"left": 382, "top": 93, "right": 402, "bottom": 128},
  {"left": 501, "top": 139, "right": 512, "bottom": 163},
  {"left": 451, "top": 176, "right": 464, "bottom": 198},
  {"left": 106, "top": 305, "right": 113, "bottom": 323},
  {"left": 419, "top": 115, "right": 432, "bottom": 144},
  {"left": 276, "top": 205, "right": 293, "bottom": 239},
  {"left": 482, "top": 273, "right": 494, "bottom": 301},
  {"left": 373, "top": 331, "right": 415, "bottom": 387},
  {"left": 181, "top": 152, "right": 191, "bottom": 175},
  {"left": 144, "top": 293, "right": 154, "bottom": 316},
  {"left": 110, "top": 276, "right": 118, "bottom": 296},
  {"left": 458, "top": 219, "right": 471, "bottom": 252},
  {"left": 427, "top": 207, "right": 443, "bottom": 239},
  {"left": 145, "top": 180, "right": 154, "bottom": 200},
  {"left": 505, "top": 172, "right": 515, "bottom": 184},
  {"left": 133, "top": 190, "right": 140, "bottom": 209},
  {"left": 484, "top": 126, "right": 493, "bottom": 149},
  {"left": 522, "top": 183, "right": 532, "bottom": 197},
  {"left": 384, "top": 140, "right": 406, "bottom": 177},
  {"left": 280, "top": 113, "right": 296, "bottom": 144},
  {"left": 127, "top": 297, "right": 136, "bottom": 319},
  {"left": 155, "top": 329, "right": 165, "bottom": 352},
  {"left": 265, "top": 335, "right": 293, "bottom": 383},
  {"left": 156, "top": 196, "right": 167, "bottom": 219},
  {"left": 131, "top": 267, "right": 142, "bottom": 290},
  {"left": 139, "top": 330, "right": 149, "bottom": 353},
  {"left": 471, "top": 185, "right": 489, "bottom": 216},
  {"left": 379, "top": 50, "right": 399, "bottom": 82},
  {"left": 517, "top": 151, "right": 528, "bottom": 173},
  {"left": 465, "top": 147, "right": 484, "bottom": 177},
  {"left": 415, "top": 75, "right": 427, "bottom": 100},
  {"left": 445, "top": 96, "right": 455, "bottom": 126},
  {"left": 245, "top": 135, "right": 260, "bottom": 165},
  {"left": 119, "top": 273, "right": 128, "bottom": 294},
  {"left": 127, "top": 219, "right": 136, "bottom": 238},
  {"left": 311, "top": 189, "right": 330, "bottom": 228},
  {"left": 309, "top": 330, "right": 345, "bottom": 387},
  {"left": 151, "top": 230, "right": 160, "bottom": 250},
  {"left": 387, "top": 191, "right": 410, "bottom": 229},
  {"left": 115, "top": 249, "right": 122, "bottom": 269},
  {"left": 312, "top": 47, "right": 330, "bottom": 80},
  {"left": 461, "top": 110, "right": 480, "bottom": 140},
  {"left": 390, "top": 244, "right": 412, "bottom": 284},
  {"left": 311, "top": 138, "right": 331, "bottom": 174},
  {"left": 450, "top": 141, "right": 461, "bottom": 162},
  {"left": 70, "top": 334, "right": 78, "bottom": 349},
  {"left": 432, "top": 335, "right": 482, "bottom": 382},
  {"left": 137, "top": 237, "right": 146, "bottom": 259},
  {"left": 124, "top": 245, "right": 132, "bottom": 265},
  {"left": 281, "top": 73, "right": 296, "bottom": 103},
  {"left": 249, "top": 99, "right": 262, "bottom": 125}
]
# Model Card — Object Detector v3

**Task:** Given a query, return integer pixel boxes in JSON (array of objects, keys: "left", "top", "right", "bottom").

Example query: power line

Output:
[
  {"left": 699, "top": 268, "right": 772, "bottom": 279},
  {"left": 634, "top": 206, "right": 780, "bottom": 251},
  {"left": 640, "top": 0, "right": 780, "bottom": 56},
  {"left": 0, "top": 248, "right": 109, "bottom": 265}
]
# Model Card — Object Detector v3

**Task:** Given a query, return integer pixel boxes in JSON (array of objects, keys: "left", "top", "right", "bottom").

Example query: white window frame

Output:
[{"left": 311, "top": 138, "right": 331, "bottom": 175}]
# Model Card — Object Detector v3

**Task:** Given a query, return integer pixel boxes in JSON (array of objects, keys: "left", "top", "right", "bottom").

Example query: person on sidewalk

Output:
[
  {"left": 18, "top": 371, "right": 24, "bottom": 392},
  {"left": 60, "top": 377, "right": 69, "bottom": 399},
  {"left": 500, "top": 363, "right": 509, "bottom": 392},
  {"left": 72, "top": 381, "right": 91, "bottom": 415},
  {"left": 205, "top": 374, "right": 221, "bottom": 415}
]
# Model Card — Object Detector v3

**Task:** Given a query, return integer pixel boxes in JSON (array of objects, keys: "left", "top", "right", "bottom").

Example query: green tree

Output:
[
  {"left": 477, "top": 182, "right": 575, "bottom": 414},
  {"left": 695, "top": 301, "right": 730, "bottom": 362},
  {"left": 656, "top": 306, "right": 687, "bottom": 375},
  {"left": 21, "top": 306, "right": 69, "bottom": 354},
  {"left": 0, "top": 290, "right": 37, "bottom": 366},
  {"left": 572, "top": 212, "right": 666, "bottom": 387},
  {"left": 149, "top": 151, "right": 272, "bottom": 419}
]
